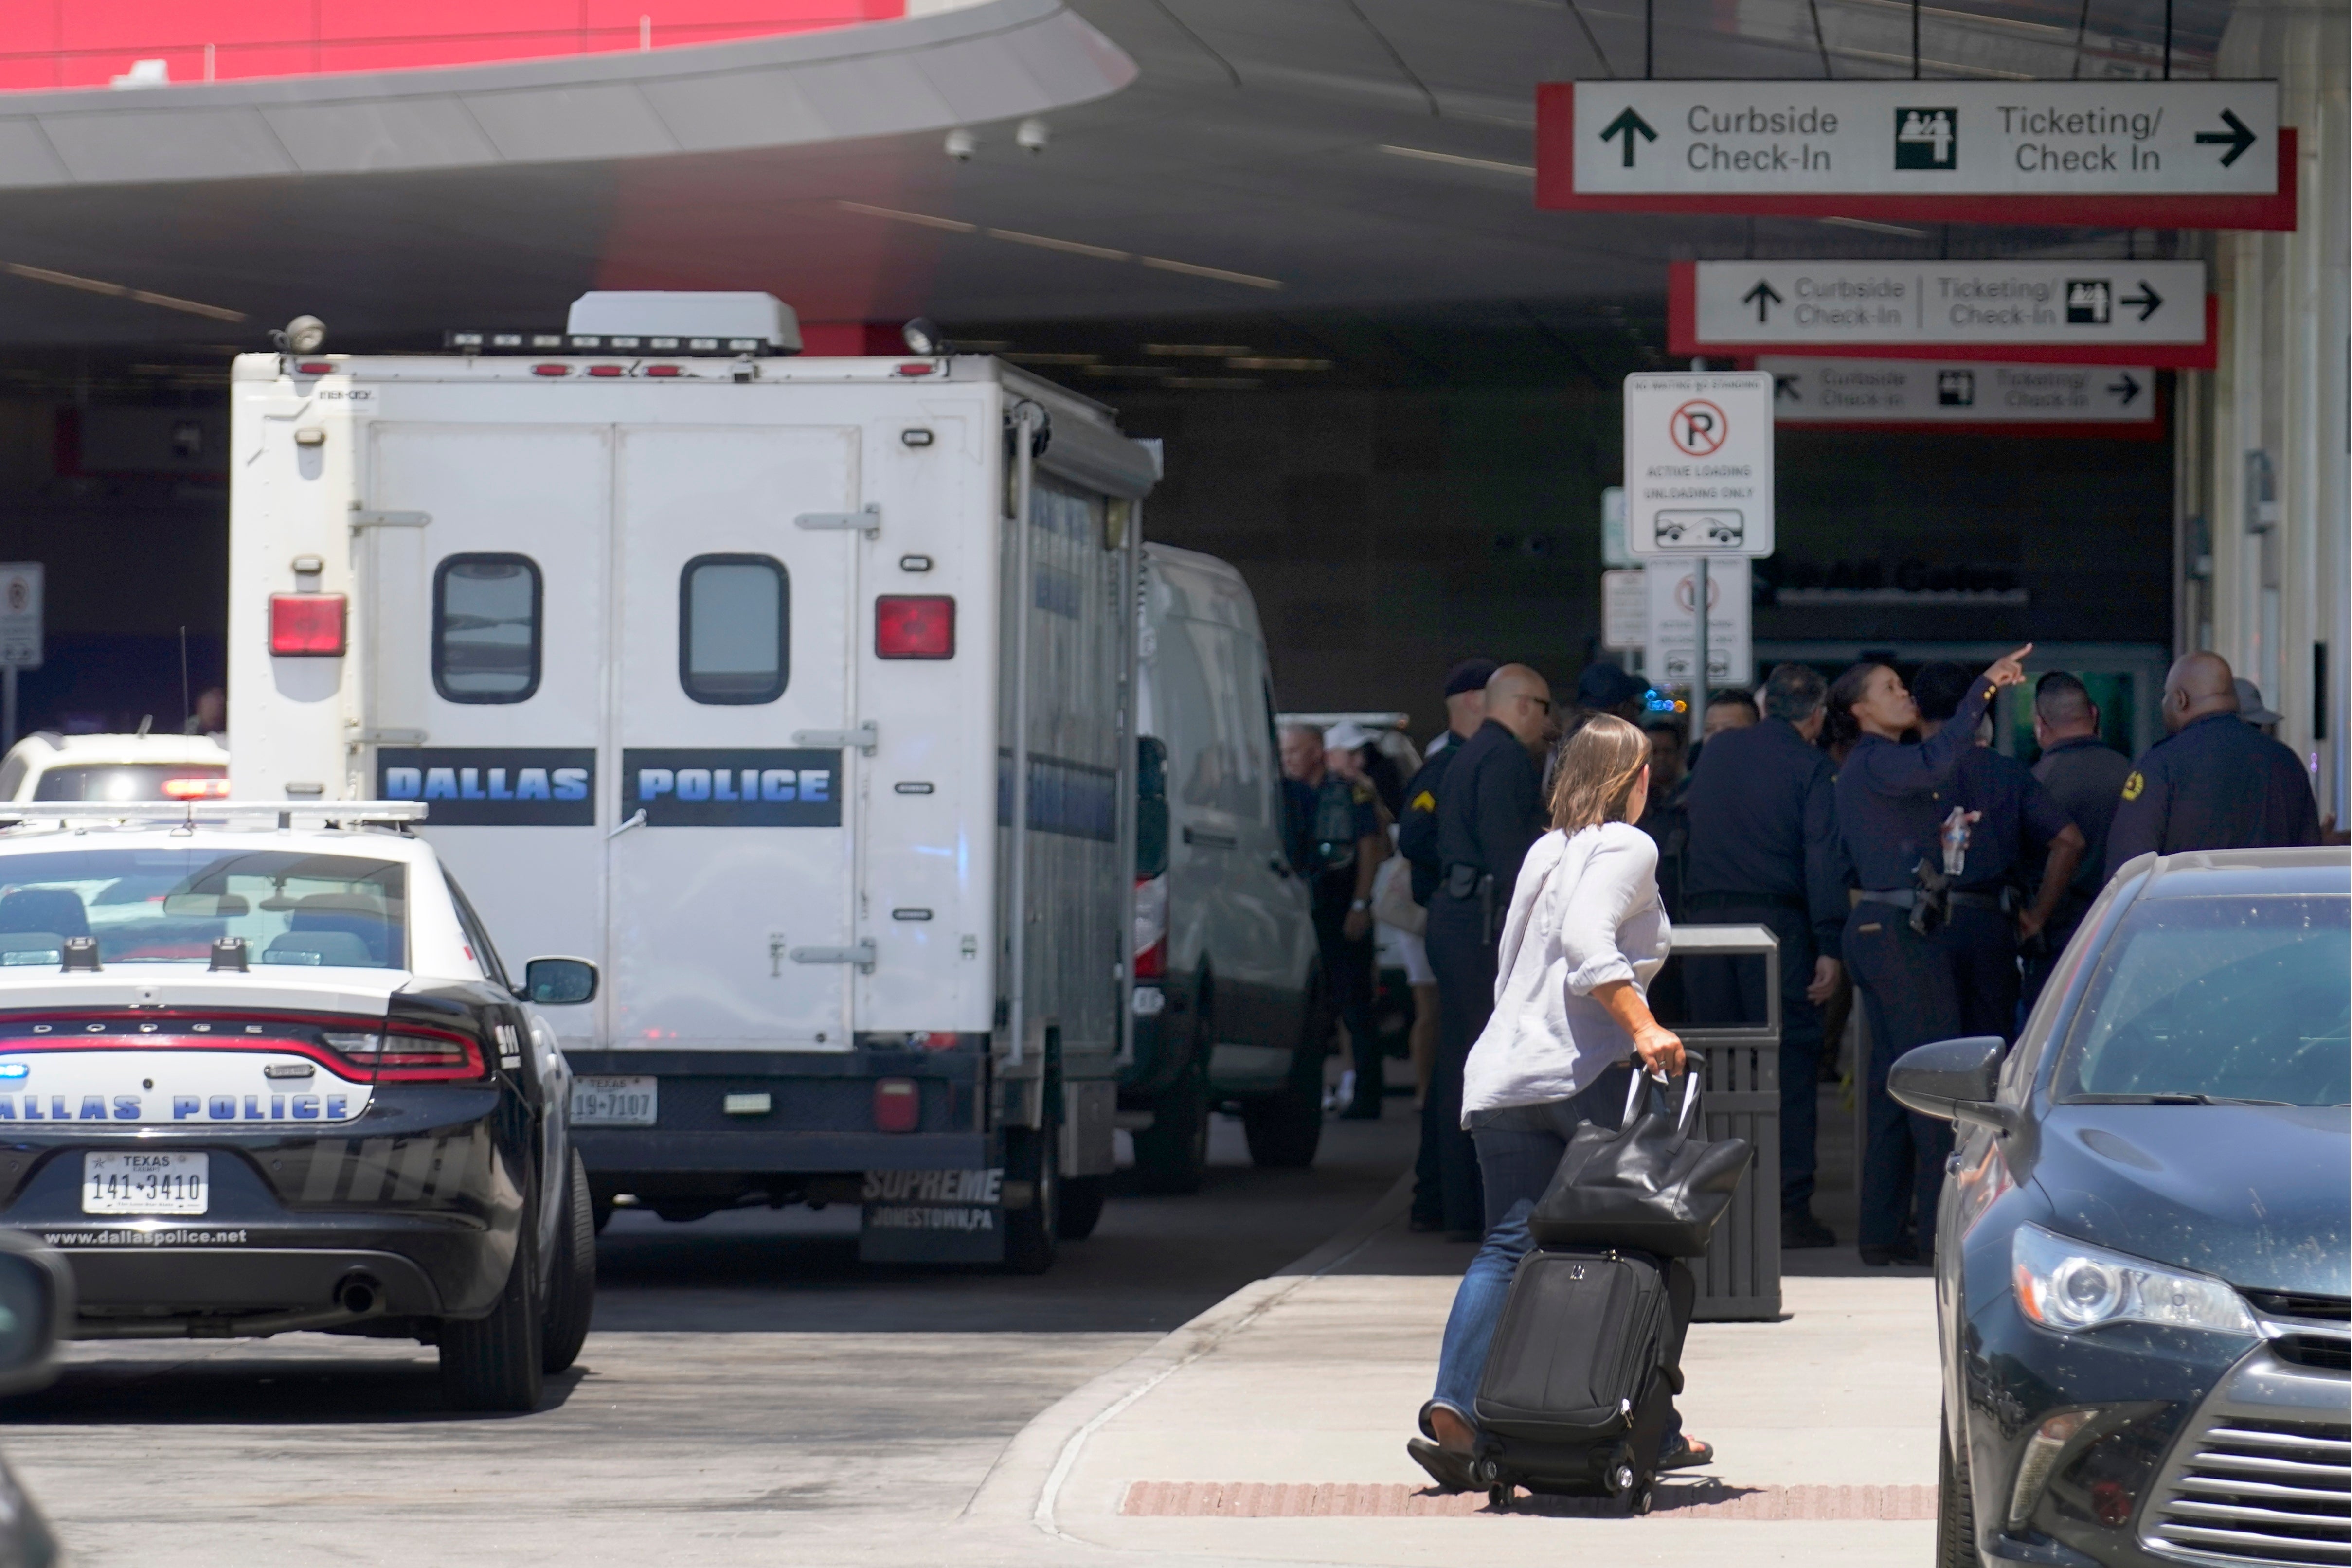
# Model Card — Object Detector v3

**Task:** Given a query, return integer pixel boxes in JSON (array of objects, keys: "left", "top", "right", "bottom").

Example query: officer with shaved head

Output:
[{"left": 2105, "top": 652, "right": 2322, "bottom": 879}]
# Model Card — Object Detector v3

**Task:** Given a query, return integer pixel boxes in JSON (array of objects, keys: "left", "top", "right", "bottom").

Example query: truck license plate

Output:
[
  {"left": 83, "top": 1152, "right": 209, "bottom": 1215},
  {"left": 572, "top": 1076, "right": 657, "bottom": 1127}
]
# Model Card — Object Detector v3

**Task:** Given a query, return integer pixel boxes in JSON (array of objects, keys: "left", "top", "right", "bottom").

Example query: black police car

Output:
[
  {"left": 1892, "top": 845, "right": 2348, "bottom": 1567},
  {"left": 0, "top": 808, "right": 597, "bottom": 1411}
]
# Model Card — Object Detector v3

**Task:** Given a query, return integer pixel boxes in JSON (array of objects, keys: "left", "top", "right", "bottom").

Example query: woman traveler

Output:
[
  {"left": 1828, "top": 645, "right": 2031, "bottom": 1267},
  {"left": 1406, "top": 713, "right": 1708, "bottom": 1490}
]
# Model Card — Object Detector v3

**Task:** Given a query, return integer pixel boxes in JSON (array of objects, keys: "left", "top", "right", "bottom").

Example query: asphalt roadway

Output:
[{"left": 1, "top": 1108, "right": 1422, "bottom": 1567}]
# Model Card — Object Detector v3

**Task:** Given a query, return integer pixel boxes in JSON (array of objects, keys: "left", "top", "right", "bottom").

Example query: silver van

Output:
[{"left": 1125, "top": 545, "right": 1323, "bottom": 1190}]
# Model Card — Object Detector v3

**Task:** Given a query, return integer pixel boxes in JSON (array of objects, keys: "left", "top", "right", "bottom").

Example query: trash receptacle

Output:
[{"left": 1666, "top": 924, "right": 1782, "bottom": 1323}]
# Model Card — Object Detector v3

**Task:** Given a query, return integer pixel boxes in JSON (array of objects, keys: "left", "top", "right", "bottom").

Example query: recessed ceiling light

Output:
[
  {"left": 1143, "top": 344, "right": 1253, "bottom": 356},
  {"left": 1817, "top": 215, "right": 1933, "bottom": 238},
  {"left": 1081, "top": 365, "right": 1176, "bottom": 376},
  {"left": 1003, "top": 352, "right": 1100, "bottom": 365},
  {"left": 1378, "top": 145, "right": 1536, "bottom": 177},
  {"left": 1164, "top": 377, "right": 1261, "bottom": 390},
  {"left": 1225, "top": 357, "right": 1330, "bottom": 371}
]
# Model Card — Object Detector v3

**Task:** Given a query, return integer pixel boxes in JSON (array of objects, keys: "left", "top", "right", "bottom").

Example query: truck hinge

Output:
[
  {"left": 793, "top": 504, "right": 880, "bottom": 538},
  {"left": 348, "top": 726, "right": 428, "bottom": 745},
  {"left": 789, "top": 939, "right": 876, "bottom": 975},
  {"left": 349, "top": 510, "right": 431, "bottom": 529},
  {"left": 792, "top": 722, "right": 877, "bottom": 754}
]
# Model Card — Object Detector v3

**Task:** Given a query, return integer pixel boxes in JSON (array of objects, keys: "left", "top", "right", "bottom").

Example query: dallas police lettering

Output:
[
  {"left": 623, "top": 749, "right": 843, "bottom": 827},
  {"left": 0, "top": 1091, "right": 354, "bottom": 1121},
  {"left": 378, "top": 748, "right": 595, "bottom": 826}
]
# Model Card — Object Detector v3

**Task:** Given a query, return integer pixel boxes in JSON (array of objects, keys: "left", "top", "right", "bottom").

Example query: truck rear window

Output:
[
  {"left": 680, "top": 554, "right": 788, "bottom": 703},
  {"left": 434, "top": 553, "right": 542, "bottom": 703}
]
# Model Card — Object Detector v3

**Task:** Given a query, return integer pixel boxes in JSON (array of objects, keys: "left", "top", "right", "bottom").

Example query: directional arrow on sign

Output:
[
  {"left": 1599, "top": 107, "right": 1657, "bottom": 168},
  {"left": 2108, "top": 373, "right": 2142, "bottom": 407},
  {"left": 1743, "top": 280, "right": 1784, "bottom": 323},
  {"left": 2193, "top": 108, "right": 2260, "bottom": 168},
  {"left": 2120, "top": 281, "right": 2164, "bottom": 322},
  {"left": 1773, "top": 374, "right": 1800, "bottom": 402}
]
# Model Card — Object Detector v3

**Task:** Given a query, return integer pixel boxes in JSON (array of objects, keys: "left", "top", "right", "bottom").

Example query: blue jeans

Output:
[{"left": 1424, "top": 1061, "right": 1681, "bottom": 1447}]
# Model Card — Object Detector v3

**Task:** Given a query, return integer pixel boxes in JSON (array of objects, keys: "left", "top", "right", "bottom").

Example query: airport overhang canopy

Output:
[{"left": 0, "top": 0, "right": 2235, "bottom": 346}]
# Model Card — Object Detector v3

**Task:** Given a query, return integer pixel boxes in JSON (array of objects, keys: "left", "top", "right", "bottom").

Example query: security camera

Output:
[
  {"left": 944, "top": 128, "right": 976, "bottom": 161},
  {"left": 1015, "top": 118, "right": 1049, "bottom": 155},
  {"left": 275, "top": 315, "right": 327, "bottom": 354}
]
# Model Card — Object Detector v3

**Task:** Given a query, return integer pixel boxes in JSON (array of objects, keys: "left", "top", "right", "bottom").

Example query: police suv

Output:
[{"left": 0, "top": 800, "right": 593, "bottom": 1411}]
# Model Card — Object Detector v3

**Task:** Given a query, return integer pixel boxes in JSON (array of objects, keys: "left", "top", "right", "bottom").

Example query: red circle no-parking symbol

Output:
[{"left": 1669, "top": 399, "right": 1728, "bottom": 456}]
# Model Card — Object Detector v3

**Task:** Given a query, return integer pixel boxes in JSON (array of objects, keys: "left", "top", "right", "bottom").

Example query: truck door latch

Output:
[
  {"left": 789, "top": 940, "right": 876, "bottom": 975},
  {"left": 792, "top": 722, "right": 878, "bottom": 754},
  {"left": 794, "top": 504, "right": 880, "bottom": 538}
]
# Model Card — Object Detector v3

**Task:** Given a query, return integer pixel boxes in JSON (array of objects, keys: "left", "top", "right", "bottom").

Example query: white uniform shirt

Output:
[{"left": 1460, "top": 821, "right": 1671, "bottom": 1122}]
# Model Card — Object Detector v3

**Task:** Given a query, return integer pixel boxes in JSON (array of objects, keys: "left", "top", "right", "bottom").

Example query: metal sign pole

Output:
[
  {"left": 2, "top": 667, "right": 14, "bottom": 754},
  {"left": 1690, "top": 558, "right": 1710, "bottom": 748}
]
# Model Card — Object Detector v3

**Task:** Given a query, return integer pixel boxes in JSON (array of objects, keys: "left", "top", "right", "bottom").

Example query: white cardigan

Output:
[{"left": 1461, "top": 822, "right": 1671, "bottom": 1123}]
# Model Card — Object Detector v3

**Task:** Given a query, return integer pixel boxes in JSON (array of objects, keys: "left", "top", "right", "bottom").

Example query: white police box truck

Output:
[{"left": 227, "top": 292, "right": 1155, "bottom": 1272}]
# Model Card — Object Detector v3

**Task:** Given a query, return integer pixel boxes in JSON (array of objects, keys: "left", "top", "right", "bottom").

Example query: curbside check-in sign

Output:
[{"left": 1536, "top": 80, "right": 2292, "bottom": 231}]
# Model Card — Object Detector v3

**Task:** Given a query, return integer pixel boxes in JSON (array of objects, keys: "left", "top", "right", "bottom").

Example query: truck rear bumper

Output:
[{"left": 573, "top": 1129, "right": 988, "bottom": 1175}]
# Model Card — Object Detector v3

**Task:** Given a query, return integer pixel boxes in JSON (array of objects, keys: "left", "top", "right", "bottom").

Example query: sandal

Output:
[
  {"left": 1657, "top": 1434, "right": 1715, "bottom": 1471},
  {"left": 1406, "top": 1437, "right": 1478, "bottom": 1493}
]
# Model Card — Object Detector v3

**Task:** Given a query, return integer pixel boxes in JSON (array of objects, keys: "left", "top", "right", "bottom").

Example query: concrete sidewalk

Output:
[{"left": 962, "top": 1173, "right": 1941, "bottom": 1566}]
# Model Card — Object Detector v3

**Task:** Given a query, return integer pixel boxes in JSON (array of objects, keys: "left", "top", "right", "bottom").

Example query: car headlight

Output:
[{"left": 2012, "top": 1222, "right": 2259, "bottom": 1336}]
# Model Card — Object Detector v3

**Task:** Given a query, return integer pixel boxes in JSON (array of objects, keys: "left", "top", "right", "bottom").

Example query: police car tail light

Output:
[
  {"left": 322, "top": 1026, "right": 485, "bottom": 1082},
  {"left": 269, "top": 593, "right": 346, "bottom": 657},
  {"left": 875, "top": 596, "right": 954, "bottom": 659},
  {"left": 161, "top": 776, "right": 231, "bottom": 800},
  {"left": 1132, "top": 873, "right": 1168, "bottom": 980},
  {"left": 874, "top": 1077, "right": 919, "bottom": 1133}
]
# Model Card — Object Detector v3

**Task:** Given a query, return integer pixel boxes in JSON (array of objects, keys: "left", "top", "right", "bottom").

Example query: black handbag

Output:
[{"left": 1526, "top": 1069, "right": 1752, "bottom": 1258}]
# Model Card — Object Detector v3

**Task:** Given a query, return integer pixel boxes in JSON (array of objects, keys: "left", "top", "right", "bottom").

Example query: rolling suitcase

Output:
[{"left": 1469, "top": 1245, "right": 1693, "bottom": 1513}]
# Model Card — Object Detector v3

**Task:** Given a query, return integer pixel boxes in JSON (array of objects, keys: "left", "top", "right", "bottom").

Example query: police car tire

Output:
[
  {"left": 438, "top": 1205, "right": 545, "bottom": 1412},
  {"left": 1003, "top": 1124, "right": 1059, "bottom": 1275},
  {"left": 1057, "top": 1175, "right": 1106, "bottom": 1241},
  {"left": 540, "top": 1150, "right": 596, "bottom": 1375}
]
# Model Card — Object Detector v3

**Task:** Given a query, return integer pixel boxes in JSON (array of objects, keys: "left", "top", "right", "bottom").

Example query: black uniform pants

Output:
[
  {"left": 1683, "top": 898, "right": 1825, "bottom": 1215},
  {"left": 1312, "top": 899, "right": 1381, "bottom": 1113},
  {"left": 1842, "top": 904, "right": 1964, "bottom": 1253},
  {"left": 1420, "top": 894, "right": 1492, "bottom": 1233}
]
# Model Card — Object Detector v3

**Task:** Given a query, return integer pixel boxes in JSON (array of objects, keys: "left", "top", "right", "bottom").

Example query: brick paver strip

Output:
[{"left": 1120, "top": 1481, "right": 1937, "bottom": 1519}]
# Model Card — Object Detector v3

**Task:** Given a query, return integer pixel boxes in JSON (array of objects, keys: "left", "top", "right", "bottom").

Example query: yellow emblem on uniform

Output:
[
  {"left": 2121, "top": 771, "right": 2145, "bottom": 802},
  {"left": 1409, "top": 790, "right": 1436, "bottom": 813}
]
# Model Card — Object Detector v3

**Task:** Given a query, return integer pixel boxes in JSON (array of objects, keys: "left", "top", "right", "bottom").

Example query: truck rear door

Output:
[{"left": 608, "top": 425, "right": 862, "bottom": 1050}]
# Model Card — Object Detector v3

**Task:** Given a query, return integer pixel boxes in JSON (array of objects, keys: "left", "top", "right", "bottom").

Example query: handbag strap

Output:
[{"left": 1620, "top": 1065, "right": 1703, "bottom": 1133}]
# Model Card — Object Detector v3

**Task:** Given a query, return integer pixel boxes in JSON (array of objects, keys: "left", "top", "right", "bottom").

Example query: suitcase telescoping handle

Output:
[{"left": 1622, "top": 1066, "right": 1700, "bottom": 1135}]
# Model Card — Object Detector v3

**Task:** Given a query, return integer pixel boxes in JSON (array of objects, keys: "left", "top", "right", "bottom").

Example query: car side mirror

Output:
[
  {"left": 1888, "top": 1035, "right": 2015, "bottom": 1132},
  {"left": 521, "top": 957, "right": 598, "bottom": 1006},
  {"left": 0, "top": 1230, "right": 72, "bottom": 1397}
]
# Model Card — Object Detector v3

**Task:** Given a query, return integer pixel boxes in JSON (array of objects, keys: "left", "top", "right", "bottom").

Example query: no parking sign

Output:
[
  {"left": 1622, "top": 373, "right": 1774, "bottom": 559},
  {"left": 0, "top": 564, "right": 42, "bottom": 669}
]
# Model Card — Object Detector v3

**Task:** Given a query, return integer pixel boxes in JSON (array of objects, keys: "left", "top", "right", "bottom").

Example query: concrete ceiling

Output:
[{"left": 0, "top": 0, "right": 2234, "bottom": 349}]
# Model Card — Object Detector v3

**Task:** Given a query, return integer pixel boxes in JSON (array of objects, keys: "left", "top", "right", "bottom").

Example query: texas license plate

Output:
[
  {"left": 83, "top": 1151, "right": 209, "bottom": 1215},
  {"left": 572, "top": 1075, "right": 657, "bottom": 1127}
]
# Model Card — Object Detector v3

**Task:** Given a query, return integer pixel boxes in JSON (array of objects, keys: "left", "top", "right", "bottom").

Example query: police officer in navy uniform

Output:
[
  {"left": 1398, "top": 657, "right": 1497, "bottom": 1231},
  {"left": 1422, "top": 663, "right": 1554, "bottom": 1240},
  {"left": 1827, "top": 644, "right": 2031, "bottom": 1266},
  {"left": 1279, "top": 723, "right": 1389, "bottom": 1121},
  {"left": 2106, "top": 651, "right": 2323, "bottom": 878},
  {"left": 1680, "top": 662, "right": 1850, "bottom": 1250},
  {"left": 1908, "top": 662, "right": 2083, "bottom": 1042},
  {"left": 2022, "top": 672, "right": 2132, "bottom": 1005}
]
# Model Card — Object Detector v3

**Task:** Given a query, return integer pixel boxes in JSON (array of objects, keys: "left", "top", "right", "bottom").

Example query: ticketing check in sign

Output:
[{"left": 1536, "top": 81, "right": 2292, "bottom": 231}]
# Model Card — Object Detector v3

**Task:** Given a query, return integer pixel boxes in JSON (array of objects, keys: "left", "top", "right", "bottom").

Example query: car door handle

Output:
[{"left": 1184, "top": 826, "right": 1238, "bottom": 850}]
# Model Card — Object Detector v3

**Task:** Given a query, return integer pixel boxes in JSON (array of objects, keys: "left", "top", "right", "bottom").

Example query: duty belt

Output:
[{"left": 1861, "top": 888, "right": 2008, "bottom": 913}]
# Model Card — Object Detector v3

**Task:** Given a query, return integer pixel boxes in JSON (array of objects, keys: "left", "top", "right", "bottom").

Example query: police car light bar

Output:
[
  {"left": 443, "top": 331, "right": 793, "bottom": 356},
  {"left": 0, "top": 801, "right": 430, "bottom": 827}
]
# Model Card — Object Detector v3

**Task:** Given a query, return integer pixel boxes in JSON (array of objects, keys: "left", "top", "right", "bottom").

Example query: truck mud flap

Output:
[{"left": 858, "top": 1168, "right": 1006, "bottom": 1264}]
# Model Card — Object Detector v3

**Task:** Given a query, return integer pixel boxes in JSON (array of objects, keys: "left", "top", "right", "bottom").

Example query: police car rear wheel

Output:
[
  {"left": 438, "top": 1204, "right": 545, "bottom": 1412},
  {"left": 540, "top": 1149, "right": 595, "bottom": 1375}
]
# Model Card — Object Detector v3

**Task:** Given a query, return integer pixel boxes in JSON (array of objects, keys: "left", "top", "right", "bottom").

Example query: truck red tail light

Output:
[
  {"left": 874, "top": 1077, "right": 920, "bottom": 1132},
  {"left": 875, "top": 596, "right": 954, "bottom": 659},
  {"left": 269, "top": 594, "right": 346, "bottom": 656},
  {"left": 1133, "top": 873, "right": 1168, "bottom": 980}
]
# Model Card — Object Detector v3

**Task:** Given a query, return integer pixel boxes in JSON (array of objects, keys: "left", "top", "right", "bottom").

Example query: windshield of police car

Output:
[
  {"left": 2054, "top": 894, "right": 2350, "bottom": 1107},
  {"left": 0, "top": 848, "right": 406, "bottom": 970}
]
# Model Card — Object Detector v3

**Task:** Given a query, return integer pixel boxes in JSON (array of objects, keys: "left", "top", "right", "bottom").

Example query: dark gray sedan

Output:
[{"left": 1892, "top": 845, "right": 2348, "bottom": 1568}]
